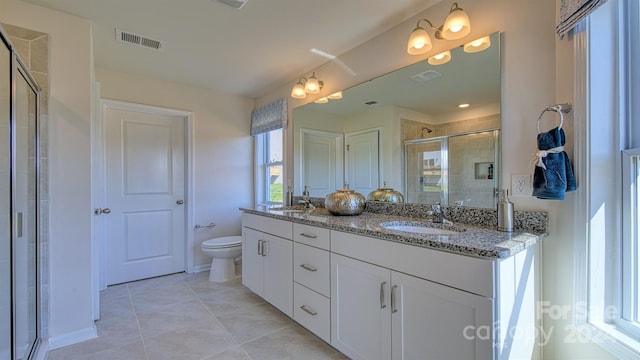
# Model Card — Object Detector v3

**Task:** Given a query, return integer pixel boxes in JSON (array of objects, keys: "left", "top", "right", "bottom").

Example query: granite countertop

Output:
[{"left": 240, "top": 205, "right": 546, "bottom": 259}]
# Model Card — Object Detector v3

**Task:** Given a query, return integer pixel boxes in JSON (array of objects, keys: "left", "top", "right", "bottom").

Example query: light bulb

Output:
[
  {"left": 291, "top": 82, "right": 306, "bottom": 99},
  {"left": 305, "top": 73, "right": 321, "bottom": 94},
  {"left": 441, "top": 5, "right": 471, "bottom": 40},
  {"left": 407, "top": 26, "right": 432, "bottom": 55}
]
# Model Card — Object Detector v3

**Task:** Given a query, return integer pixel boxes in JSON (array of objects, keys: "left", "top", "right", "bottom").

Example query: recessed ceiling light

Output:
[{"left": 458, "top": 103, "right": 470, "bottom": 108}]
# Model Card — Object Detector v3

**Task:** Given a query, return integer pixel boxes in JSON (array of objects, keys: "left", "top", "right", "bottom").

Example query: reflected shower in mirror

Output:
[{"left": 292, "top": 32, "right": 501, "bottom": 208}]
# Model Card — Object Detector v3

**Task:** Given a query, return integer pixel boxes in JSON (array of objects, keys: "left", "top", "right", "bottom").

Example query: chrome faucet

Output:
[
  {"left": 298, "top": 198, "right": 315, "bottom": 210},
  {"left": 430, "top": 203, "right": 454, "bottom": 225}
]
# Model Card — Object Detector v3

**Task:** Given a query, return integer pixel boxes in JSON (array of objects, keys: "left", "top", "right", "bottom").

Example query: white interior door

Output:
[
  {"left": 346, "top": 129, "right": 380, "bottom": 195},
  {"left": 104, "top": 104, "right": 186, "bottom": 285},
  {"left": 300, "top": 129, "right": 343, "bottom": 196}
]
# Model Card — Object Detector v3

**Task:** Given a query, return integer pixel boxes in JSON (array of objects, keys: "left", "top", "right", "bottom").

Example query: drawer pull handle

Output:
[
  {"left": 380, "top": 281, "right": 387, "bottom": 309},
  {"left": 300, "top": 305, "right": 318, "bottom": 316},
  {"left": 300, "top": 264, "right": 318, "bottom": 272},
  {"left": 299, "top": 232, "right": 318, "bottom": 239},
  {"left": 391, "top": 285, "right": 398, "bottom": 313}
]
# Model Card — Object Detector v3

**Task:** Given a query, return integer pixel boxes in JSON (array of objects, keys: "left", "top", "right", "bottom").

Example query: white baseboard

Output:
[
  {"left": 192, "top": 259, "right": 242, "bottom": 274},
  {"left": 192, "top": 264, "right": 210, "bottom": 273},
  {"left": 48, "top": 325, "right": 97, "bottom": 350}
]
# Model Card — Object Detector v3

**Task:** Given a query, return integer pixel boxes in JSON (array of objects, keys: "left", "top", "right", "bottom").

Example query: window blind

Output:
[
  {"left": 557, "top": 0, "right": 609, "bottom": 38},
  {"left": 250, "top": 98, "right": 287, "bottom": 136}
]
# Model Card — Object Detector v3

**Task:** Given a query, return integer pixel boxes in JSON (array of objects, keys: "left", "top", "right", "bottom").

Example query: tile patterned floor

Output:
[{"left": 48, "top": 273, "right": 347, "bottom": 360}]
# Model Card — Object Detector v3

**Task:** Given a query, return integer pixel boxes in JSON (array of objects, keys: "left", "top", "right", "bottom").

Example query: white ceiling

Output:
[{"left": 20, "top": 0, "right": 441, "bottom": 99}]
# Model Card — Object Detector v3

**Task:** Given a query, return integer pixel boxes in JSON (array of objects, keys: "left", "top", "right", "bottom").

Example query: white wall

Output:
[
  {"left": 95, "top": 67, "right": 254, "bottom": 271},
  {"left": 259, "top": 0, "right": 616, "bottom": 358},
  {"left": 0, "top": 0, "right": 95, "bottom": 347}
]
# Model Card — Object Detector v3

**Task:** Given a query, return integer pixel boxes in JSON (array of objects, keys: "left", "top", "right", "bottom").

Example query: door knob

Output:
[
  {"left": 94, "top": 208, "right": 111, "bottom": 215},
  {"left": 176, "top": 200, "right": 184, "bottom": 205}
]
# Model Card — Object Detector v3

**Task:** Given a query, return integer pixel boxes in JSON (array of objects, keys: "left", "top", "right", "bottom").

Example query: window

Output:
[
  {"left": 578, "top": 0, "right": 640, "bottom": 356},
  {"left": 255, "top": 128, "right": 284, "bottom": 205}
]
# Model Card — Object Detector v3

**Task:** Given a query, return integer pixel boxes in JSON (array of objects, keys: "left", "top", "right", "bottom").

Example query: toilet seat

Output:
[{"left": 202, "top": 236, "right": 242, "bottom": 249}]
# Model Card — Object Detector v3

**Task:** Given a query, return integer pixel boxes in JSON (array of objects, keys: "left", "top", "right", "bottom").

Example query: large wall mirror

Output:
[{"left": 292, "top": 32, "right": 501, "bottom": 208}]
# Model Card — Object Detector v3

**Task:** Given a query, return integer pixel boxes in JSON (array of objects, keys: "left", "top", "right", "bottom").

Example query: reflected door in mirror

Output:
[
  {"left": 346, "top": 129, "right": 380, "bottom": 196},
  {"left": 301, "top": 129, "right": 344, "bottom": 197}
]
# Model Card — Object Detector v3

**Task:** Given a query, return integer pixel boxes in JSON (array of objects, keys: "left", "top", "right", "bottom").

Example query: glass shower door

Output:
[
  {"left": 13, "top": 63, "right": 39, "bottom": 359},
  {"left": 404, "top": 139, "right": 448, "bottom": 204},
  {"left": 1, "top": 37, "right": 11, "bottom": 360}
]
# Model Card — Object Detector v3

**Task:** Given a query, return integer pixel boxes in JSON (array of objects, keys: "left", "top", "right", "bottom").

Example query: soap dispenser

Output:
[{"left": 497, "top": 189, "right": 514, "bottom": 232}]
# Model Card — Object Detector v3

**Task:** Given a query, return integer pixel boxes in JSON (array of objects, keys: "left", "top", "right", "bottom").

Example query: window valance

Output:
[
  {"left": 557, "top": 0, "right": 608, "bottom": 38},
  {"left": 250, "top": 98, "right": 287, "bottom": 136}
]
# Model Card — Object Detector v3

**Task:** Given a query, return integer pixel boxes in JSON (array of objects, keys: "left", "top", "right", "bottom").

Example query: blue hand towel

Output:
[{"left": 532, "top": 127, "right": 577, "bottom": 200}]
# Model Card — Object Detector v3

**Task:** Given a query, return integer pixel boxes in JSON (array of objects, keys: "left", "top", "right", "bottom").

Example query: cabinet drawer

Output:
[
  {"left": 294, "top": 282, "right": 330, "bottom": 343},
  {"left": 294, "top": 243, "right": 330, "bottom": 297},
  {"left": 331, "top": 230, "right": 496, "bottom": 298},
  {"left": 242, "top": 213, "right": 292, "bottom": 239},
  {"left": 293, "top": 223, "right": 330, "bottom": 250}
]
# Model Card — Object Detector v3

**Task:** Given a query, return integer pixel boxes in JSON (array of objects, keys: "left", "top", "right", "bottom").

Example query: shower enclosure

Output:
[
  {"left": 1, "top": 29, "right": 42, "bottom": 360},
  {"left": 404, "top": 130, "right": 500, "bottom": 208}
]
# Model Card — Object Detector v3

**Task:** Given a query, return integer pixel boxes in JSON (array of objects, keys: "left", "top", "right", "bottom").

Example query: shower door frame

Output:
[
  {"left": 403, "top": 128, "right": 501, "bottom": 207},
  {"left": 2, "top": 28, "right": 43, "bottom": 360}
]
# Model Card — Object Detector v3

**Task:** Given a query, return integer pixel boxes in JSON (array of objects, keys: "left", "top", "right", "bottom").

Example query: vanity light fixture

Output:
[
  {"left": 314, "top": 97, "right": 329, "bottom": 104},
  {"left": 458, "top": 103, "right": 470, "bottom": 108},
  {"left": 290, "top": 72, "right": 324, "bottom": 99},
  {"left": 428, "top": 50, "right": 452, "bottom": 65},
  {"left": 407, "top": 2, "right": 471, "bottom": 55},
  {"left": 463, "top": 35, "right": 491, "bottom": 53}
]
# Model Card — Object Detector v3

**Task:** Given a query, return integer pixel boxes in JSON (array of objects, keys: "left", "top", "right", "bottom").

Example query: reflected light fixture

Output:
[
  {"left": 328, "top": 91, "right": 343, "bottom": 100},
  {"left": 458, "top": 103, "right": 470, "bottom": 108},
  {"left": 428, "top": 50, "right": 452, "bottom": 65},
  {"left": 290, "top": 72, "right": 324, "bottom": 99},
  {"left": 314, "top": 97, "right": 329, "bottom": 104},
  {"left": 407, "top": 2, "right": 471, "bottom": 55},
  {"left": 464, "top": 35, "right": 491, "bottom": 53}
]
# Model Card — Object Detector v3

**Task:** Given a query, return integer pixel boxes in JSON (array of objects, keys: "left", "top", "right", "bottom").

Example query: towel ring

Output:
[{"left": 536, "top": 107, "right": 565, "bottom": 133}]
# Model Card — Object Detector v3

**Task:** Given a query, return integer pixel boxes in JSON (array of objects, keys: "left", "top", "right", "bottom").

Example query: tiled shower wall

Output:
[
  {"left": 2, "top": 23, "right": 50, "bottom": 340},
  {"left": 402, "top": 114, "right": 501, "bottom": 208},
  {"left": 401, "top": 113, "right": 501, "bottom": 141}
]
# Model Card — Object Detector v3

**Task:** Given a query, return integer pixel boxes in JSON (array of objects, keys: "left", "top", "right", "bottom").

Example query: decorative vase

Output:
[
  {"left": 324, "top": 184, "right": 366, "bottom": 215},
  {"left": 366, "top": 182, "right": 404, "bottom": 203}
]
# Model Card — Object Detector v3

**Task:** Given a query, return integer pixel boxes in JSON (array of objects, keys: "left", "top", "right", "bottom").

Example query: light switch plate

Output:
[{"left": 511, "top": 174, "right": 532, "bottom": 196}]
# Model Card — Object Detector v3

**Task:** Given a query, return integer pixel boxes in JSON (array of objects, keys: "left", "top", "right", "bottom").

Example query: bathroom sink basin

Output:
[{"left": 380, "top": 222, "right": 461, "bottom": 235}]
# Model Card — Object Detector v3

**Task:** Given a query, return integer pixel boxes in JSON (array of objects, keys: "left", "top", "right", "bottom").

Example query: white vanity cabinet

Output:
[
  {"left": 241, "top": 212, "right": 540, "bottom": 360},
  {"left": 331, "top": 253, "right": 493, "bottom": 360},
  {"left": 292, "top": 223, "right": 332, "bottom": 343},
  {"left": 242, "top": 213, "right": 293, "bottom": 317},
  {"left": 330, "top": 230, "right": 539, "bottom": 360}
]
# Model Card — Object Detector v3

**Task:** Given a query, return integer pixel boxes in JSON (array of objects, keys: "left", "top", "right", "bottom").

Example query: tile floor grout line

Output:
[
  {"left": 236, "top": 323, "right": 295, "bottom": 347},
  {"left": 128, "top": 283, "right": 151, "bottom": 360}
]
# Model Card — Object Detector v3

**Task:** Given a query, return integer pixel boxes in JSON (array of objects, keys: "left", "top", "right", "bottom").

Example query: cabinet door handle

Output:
[
  {"left": 299, "top": 232, "right": 318, "bottom": 239},
  {"left": 300, "top": 305, "right": 318, "bottom": 316},
  {"left": 16, "top": 212, "right": 23, "bottom": 238},
  {"left": 257, "top": 240, "right": 262, "bottom": 255},
  {"left": 299, "top": 264, "right": 317, "bottom": 272},
  {"left": 261, "top": 240, "right": 266, "bottom": 256},
  {"left": 380, "top": 281, "right": 387, "bottom": 309},
  {"left": 391, "top": 285, "right": 398, "bottom": 313}
]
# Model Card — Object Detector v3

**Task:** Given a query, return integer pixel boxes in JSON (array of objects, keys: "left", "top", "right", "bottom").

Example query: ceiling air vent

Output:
[
  {"left": 116, "top": 29, "right": 165, "bottom": 51},
  {"left": 410, "top": 70, "right": 442, "bottom": 83},
  {"left": 215, "top": 0, "right": 248, "bottom": 9}
]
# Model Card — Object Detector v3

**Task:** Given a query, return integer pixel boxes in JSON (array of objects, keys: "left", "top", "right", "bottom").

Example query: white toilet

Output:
[{"left": 201, "top": 236, "right": 243, "bottom": 282}]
